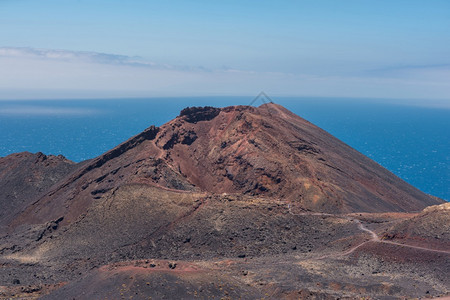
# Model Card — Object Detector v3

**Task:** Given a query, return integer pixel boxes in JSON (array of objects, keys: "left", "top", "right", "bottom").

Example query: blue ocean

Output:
[{"left": 0, "top": 97, "right": 448, "bottom": 201}]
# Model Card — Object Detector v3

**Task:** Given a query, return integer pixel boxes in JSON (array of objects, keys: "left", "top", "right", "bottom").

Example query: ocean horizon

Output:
[{"left": 0, "top": 96, "right": 448, "bottom": 201}]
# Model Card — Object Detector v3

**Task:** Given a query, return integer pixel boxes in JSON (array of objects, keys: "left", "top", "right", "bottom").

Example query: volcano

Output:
[
  {"left": 0, "top": 103, "right": 447, "bottom": 299},
  {"left": 10, "top": 103, "right": 441, "bottom": 226}
]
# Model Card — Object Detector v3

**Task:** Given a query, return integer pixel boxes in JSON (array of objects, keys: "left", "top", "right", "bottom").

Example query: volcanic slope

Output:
[
  {"left": 12, "top": 103, "right": 442, "bottom": 229},
  {"left": 0, "top": 103, "right": 448, "bottom": 299},
  {"left": 381, "top": 202, "right": 450, "bottom": 250},
  {"left": 0, "top": 152, "right": 78, "bottom": 231}
]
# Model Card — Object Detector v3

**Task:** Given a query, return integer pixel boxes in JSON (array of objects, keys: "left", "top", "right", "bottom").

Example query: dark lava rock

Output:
[
  {"left": 179, "top": 106, "right": 220, "bottom": 123},
  {"left": 168, "top": 262, "right": 177, "bottom": 269}
]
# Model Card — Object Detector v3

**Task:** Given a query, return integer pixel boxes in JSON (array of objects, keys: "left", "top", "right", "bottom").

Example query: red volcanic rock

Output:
[
  {"left": 10, "top": 103, "right": 443, "bottom": 227},
  {"left": 155, "top": 103, "right": 441, "bottom": 213}
]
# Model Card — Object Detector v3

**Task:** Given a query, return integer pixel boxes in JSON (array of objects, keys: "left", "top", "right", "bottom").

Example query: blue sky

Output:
[{"left": 1, "top": 0, "right": 449, "bottom": 100}]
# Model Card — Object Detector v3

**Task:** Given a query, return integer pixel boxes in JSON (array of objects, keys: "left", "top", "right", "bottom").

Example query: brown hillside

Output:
[
  {"left": 0, "top": 152, "right": 77, "bottom": 231},
  {"left": 381, "top": 202, "right": 450, "bottom": 250}
]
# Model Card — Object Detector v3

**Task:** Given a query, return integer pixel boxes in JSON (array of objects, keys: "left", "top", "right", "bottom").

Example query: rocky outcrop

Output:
[{"left": 179, "top": 106, "right": 220, "bottom": 123}]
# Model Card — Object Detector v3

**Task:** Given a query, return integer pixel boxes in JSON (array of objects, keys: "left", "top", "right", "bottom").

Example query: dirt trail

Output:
[
  {"left": 287, "top": 205, "right": 450, "bottom": 257},
  {"left": 351, "top": 217, "right": 450, "bottom": 255},
  {"left": 354, "top": 219, "right": 379, "bottom": 241}
]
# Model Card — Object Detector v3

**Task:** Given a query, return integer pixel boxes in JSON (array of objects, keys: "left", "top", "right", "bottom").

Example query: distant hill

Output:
[{"left": 0, "top": 152, "right": 77, "bottom": 231}]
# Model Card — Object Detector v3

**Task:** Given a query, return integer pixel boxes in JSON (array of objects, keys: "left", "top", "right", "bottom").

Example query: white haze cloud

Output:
[
  {"left": 0, "top": 105, "right": 99, "bottom": 116},
  {"left": 1, "top": 47, "right": 450, "bottom": 101}
]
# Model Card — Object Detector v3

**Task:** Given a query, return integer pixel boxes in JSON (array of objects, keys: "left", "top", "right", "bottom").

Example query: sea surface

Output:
[{"left": 0, "top": 97, "right": 448, "bottom": 201}]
